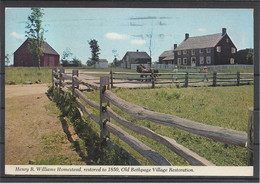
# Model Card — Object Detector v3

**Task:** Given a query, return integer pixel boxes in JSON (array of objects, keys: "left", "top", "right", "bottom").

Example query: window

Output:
[
  {"left": 191, "top": 49, "right": 195, "bottom": 55},
  {"left": 216, "top": 46, "right": 221, "bottom": 52},
  {"left": 199, "top": 49, "right": 204, "bottom": 53},
  {"left": 177, "top": 58, "right": 181, "bottom": 65},
  {"left": 183, "top": 50, "right": 187, "bottom": 54},
  {"left": 231, "top": 47, "right": 236, "bottom": 54},
  {"left": 177, "top": 51, "right": 181, "bottom": 55},
  {"left": 230, "top": 58, "right": 235, "bottom": 64},
  {"left": 206, "top": 56, "right": 211, "bottom": 64},
  {"left": 206, "top": 48, "right": 211, "bottom": 53},
  {"left": 183, "top": 58, "right": 187, "bottom": 65},
  {"left": 200, "top": 57, "right": 204, "bottom": 64},
  {"left": 226, "top": 38, "right": 229, "bottom": 43}
]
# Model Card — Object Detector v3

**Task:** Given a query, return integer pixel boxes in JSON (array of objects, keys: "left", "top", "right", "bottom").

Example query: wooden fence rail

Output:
[
  {"left": 110, "top": 70, "right": 253, "bottom": 88},
  {"left": 52, "top": 68, "right": 254, "bottom": 166}
]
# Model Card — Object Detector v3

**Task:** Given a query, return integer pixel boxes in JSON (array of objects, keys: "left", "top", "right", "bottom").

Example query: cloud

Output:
[
  {"left": 105, "top": 32, "right": 130, "bottom": 40},
  {"left": 198, "top": 28, "right": 206, "bottom": 32},
  {"left": 10, "top": 32, "right": 24, "bottom": 39},
  {"left": 131, "top": 40, "right": 146, "bottom": 45}
]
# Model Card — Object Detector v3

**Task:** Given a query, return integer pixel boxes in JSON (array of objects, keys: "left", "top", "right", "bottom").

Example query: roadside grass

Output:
[
  {"left": 47, "top": 87, "right": 131, "bottom": 165},
  {"left": 83, "top": 85, "right": 253, "bottom": 166},
  {"left": 5, "top": 67, "right": 52, "bottom": 84}
]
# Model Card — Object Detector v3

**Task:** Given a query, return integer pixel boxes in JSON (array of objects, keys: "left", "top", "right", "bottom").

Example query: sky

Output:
[{"left": 5, "top": 8, "right": 253, "bottom": 65}]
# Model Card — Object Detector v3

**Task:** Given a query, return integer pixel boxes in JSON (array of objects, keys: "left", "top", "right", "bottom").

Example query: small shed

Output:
[
  {"left": 14, "top": 38, "right": 60, "bottom": 67},
  {"left": 96, "top": 59, "right": 109, "bottom": 68},
  {"left": 122, "top": 50, "right": 151, "bottom": 69}
]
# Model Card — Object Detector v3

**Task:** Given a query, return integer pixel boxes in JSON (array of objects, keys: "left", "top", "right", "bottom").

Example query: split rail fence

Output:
[
  {"left": 52, "top": 68, "right": 254, "bottom": 166},
  {"left": 110, "top": 71, "right": 253, "bottom": 88}
]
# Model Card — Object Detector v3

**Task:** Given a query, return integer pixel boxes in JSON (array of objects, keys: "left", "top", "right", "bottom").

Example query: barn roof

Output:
[
  {"left": 174, "top": 33, "right": 224, "bottom": 51},
  {"left": 15, "top": 38, "right": 59, "bottom": 56},
  {"left": 125, "top": 51, "right": 151, "bottom": 59}
]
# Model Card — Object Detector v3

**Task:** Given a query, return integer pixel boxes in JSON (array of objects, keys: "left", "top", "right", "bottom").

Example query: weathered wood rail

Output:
[
  {"left": 110, "top": 70, "right": 253, "bottom": 88},
  {"left": 52, "top": 68, "right": 254, "bottom": 166}
]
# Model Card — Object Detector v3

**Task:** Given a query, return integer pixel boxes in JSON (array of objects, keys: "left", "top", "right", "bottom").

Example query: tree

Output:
[
  {"left": 246, "top": 49, "right": 254, "bottom": 64},
  {"left": 88, "top": 39, "right": 100, "bottom": 66},
  {"left": 25, "top": 8, "right": 46, "bottom": 69},
  {"left": 61, "top": 48, "right": 73, "bottom": 67},
  {"left": 5, "top": 54, "right": 10, "bottom": 66},
  {"left": 71, "top": 57, "right": 82, "bottom": 67}
]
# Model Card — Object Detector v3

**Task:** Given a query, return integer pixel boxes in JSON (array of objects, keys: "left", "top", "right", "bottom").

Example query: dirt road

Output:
[{"left": 5, "top": 84, "right": 85, "bottom": 165}]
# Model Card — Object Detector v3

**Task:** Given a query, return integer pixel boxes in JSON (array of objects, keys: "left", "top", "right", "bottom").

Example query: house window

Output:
[
  {"left": 230, "top": 58, "right": 235, "bottom": 64},
  {"left": 183, "top": 50, "right": 187, "bottom": 55},
  {"left": 191, "top": 49, "right": 195, "bottom": 55},
  {"left": 177, "top": 51, "right": 181, "bottom": 55},
  {"left": 183, "top": 58, "right": 187, "bottom": 65},
  {"left": 231, "top": 47, "right": 236, "bottom": 54},
  {"left": 206, "top": 48, "right": 211, "bottom": 53},
  {"left": 216, "top": 46, "right": 221, "bottom": 52},
  {"left": 199, "top": 49, "right": 204, "bottom": 53},
  {"left": 200, "top": 57, "right": 204, "bottom": 64},
  {"left": 206, "top": 56, "right": 211, "bottom": 64},
  {"left": 226, "top": 38, "right": 229, "bottom": 43},
  {"left": 177, "top": 58, "right": 181, "bottom": 65}
]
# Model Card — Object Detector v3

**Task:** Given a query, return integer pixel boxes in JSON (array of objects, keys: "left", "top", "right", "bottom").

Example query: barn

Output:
[{"left": 14, "top": 38, "right": 60, "bottom": 67}]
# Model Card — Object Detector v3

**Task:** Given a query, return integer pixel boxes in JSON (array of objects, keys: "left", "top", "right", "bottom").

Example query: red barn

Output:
[{"left": 14, "top": 38, "right": 60, "bottom": 67}]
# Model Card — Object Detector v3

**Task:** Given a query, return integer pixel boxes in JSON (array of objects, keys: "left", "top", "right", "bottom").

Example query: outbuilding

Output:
[{"left": 14, "top": 38, "right": 60, "bottom": 67}]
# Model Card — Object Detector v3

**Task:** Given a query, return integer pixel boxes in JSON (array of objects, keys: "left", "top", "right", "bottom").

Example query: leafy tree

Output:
[
  {"left": 86, "top": 60, "right": 95, "bottom": 67},
  {"left": 112, "top": 58, "right": 120, "bottom": 67},
  {"left": 246, "top": 49, "right": 254, "bottom": 64},
  {"left": 88, "top": 39, "right": 100, "bottom": 66},
  {"left": 71, "top": 57, "right": 82, "bottom": 67},
  {"left": 5, "top": 54, "right": 10, "bottom": 66},
  {"left": 61, "top": 48, "right": 73, "bottom": 67},
  {"left": 25, "top": 8, "right": 46, "bottom": 69}
]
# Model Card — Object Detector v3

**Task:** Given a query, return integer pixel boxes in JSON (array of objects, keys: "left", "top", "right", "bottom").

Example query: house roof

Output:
[
  {"left": 174, "top": 33, "right": 224, "bottom": 51},
  {"left": 159, "top": 50, "right": 174, "bottom": 58},
  {"left": 15, "top": 38, "right": 59, "bottom": 56},
  {"left": 125, "top": 51, "right": 151, "bottom": 59},
  {"left": 163, "top": 55, "right": 175, "bottom": 61}
]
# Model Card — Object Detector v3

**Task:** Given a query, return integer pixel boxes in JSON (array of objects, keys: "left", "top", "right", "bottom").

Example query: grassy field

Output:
[
  {"left": 5, "top": 66, "right": 253, "bottom": 84},
  {"left": 5, "top": 67, "right": 52, "bottom": 84},
  {"left": 82, "top": 85, "right": 253, "bottom": 166}
]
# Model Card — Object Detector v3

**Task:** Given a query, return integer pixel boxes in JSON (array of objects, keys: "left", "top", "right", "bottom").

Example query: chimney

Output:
[
  {"left": 222, "top": 28, "right": 226, "bottom": 36},
  {"left": 136, "top": 49, "right": 139, "bottom": 52},
  {"left": 174, "top": 44, "right": 177, "bottom": 49},
  {"left": 185, "top": 33, "right": 189, "bottom": 40}
]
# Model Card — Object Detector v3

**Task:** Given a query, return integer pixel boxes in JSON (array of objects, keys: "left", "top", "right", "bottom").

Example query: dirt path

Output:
[{"left": 5, "top": 84, "right": 85, "bottom": 165}]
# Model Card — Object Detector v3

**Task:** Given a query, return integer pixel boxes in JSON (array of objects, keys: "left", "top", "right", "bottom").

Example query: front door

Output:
[{"left": 191, "top": 57, "right": 196, "bottom": 67}]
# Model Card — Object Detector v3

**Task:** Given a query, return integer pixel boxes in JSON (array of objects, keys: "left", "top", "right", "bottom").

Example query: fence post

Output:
[
  {"left": 213, "top": 71, "right": 217, "bottom": 87},
  {"left": 100, "top": 76, "right": 110, "bottom": 141},
  {"left": 59, "top": 68, "right": 64, "bottom": 90},
  {"left": 72, "top": 70, "right": 79, "bottom": 97},
  {"left": 151, "top": 70, "right": 155, "bottom": 88},
  {"left": 184, "top": 72, "right": 189, "bottom": 87},
  {"left": 237, "top": 71, "right": 240, "bottom": 86},
  {"left": 110, "top": 69, "right": 114, "bottom": 88},
  {"left": 247, "top": 107, "right": 254, "bottom": 166},
  {"left": 53, "top": 68, "right": 58, "bottom": 88}
]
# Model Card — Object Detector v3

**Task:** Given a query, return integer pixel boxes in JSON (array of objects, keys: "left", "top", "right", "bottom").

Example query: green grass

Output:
[
  {"left": 83, "top": 85, "right": 253, "bottom": 166},
  {"left": 5, "top": 67, "right": 52, "bottom": 84}
]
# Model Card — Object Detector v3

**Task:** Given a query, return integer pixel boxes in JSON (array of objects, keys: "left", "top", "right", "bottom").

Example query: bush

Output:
[{"left": 47, "top": 86, "right": 130, "bottom": 165}]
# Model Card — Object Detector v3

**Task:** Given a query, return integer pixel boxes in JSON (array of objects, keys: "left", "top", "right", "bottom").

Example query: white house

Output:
[{"left": 96, "top": 59, "right": 108, "bottom": 68}]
